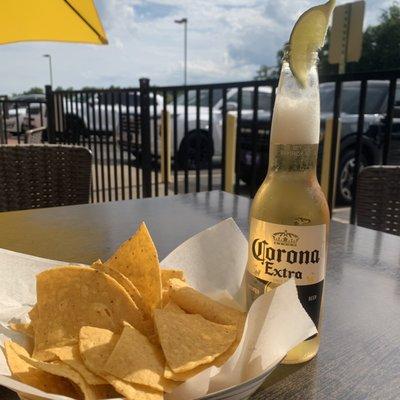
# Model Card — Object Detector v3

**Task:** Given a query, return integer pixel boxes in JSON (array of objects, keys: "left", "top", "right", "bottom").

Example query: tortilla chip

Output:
[
  {"left": 169, "top": 278, "right": 244, "bottom": 326},
  {"left": 163, "top": 302, "right": 185, "bottom": 314},
  {"left": 28, "top": 305, "right": 38, "bottom": 325},
  {"left": 19, "top": 354, "right": 96, "bottom": 400},
  {"left": 146, "top": 333, "right": 160, "bottom": 347},
  {"left": 92, "top": 259, "right": 147, "bottom": 314},
  {"left": 92, "top": 384, "right": 120, "bottom": 399},
  {"left": 163, "top": 333, "right": 243, "bottom": 382},
  {"left": 168, "top": 302, "right": 245, "bottom": 381},
  {"left": 161, "top": 269, "right": 185, "bottom": 287},
  {"left": 48, "top": 344, "right": 106, "bottom": 385},
  {"left": 105, "top": 374, "right": 164, "bottom": 400},
  {"left": 106, "top": 222, "right": 162, "bottom": 313},
  {"left": 28, "top": 305, "right": 38, "bottom": 340},
  {"left": 33, "top": 266, "right": 145, "bottom": 357},
  {"left": 9, "top": 323, "right": 34, "bottom": 339},
  {"left": 161, "top": 288, "right": 170, "bottom": 308},
  {"left": 164, "top": 362, "right": 207, "bottom": 382},
  {"left": 104, "top": 324, "right": 167, "bottom": 392},
  {"left": 215, "top": 312, "right": 246, "bottom": 365},
  {"left": 32, "top": 350, "right": 58, "bottom": 363},
  {"left": 154, "top": 310, "right": 236, "bottom": 373},
  {"left": 164, "top": 362, "right": 198, "bottom": 382},
  {"left": 79, "top": 326, "right": 120, "bottom": 375},
  {"left": 3, "top": 341, "right": 77, "bottom": 399},
  {"left": 161, "top": 276, "right": 187, "bottom": 308},
  {"left": 79, "top": 326, "right": 163, "bottom": 400},
  {"left": 17, "top": 395, "right": 43, "bottom": 400},
  {"left": 167, "top": 281, "right": 247, "bottom": 373}
]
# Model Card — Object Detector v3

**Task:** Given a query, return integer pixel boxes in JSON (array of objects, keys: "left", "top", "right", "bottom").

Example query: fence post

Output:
[
  {"left": 350, "top": 80, "right": 368, "bottom": 225},
  {"left": 224, "top": 113, "right": 237, "bottom": 193},
  {"left": 139, "top": 78, "right": 152, "bottom": 198},
  {"left": 326, "top": 80, "right": 343, "bottom": 216},
  {"left": 45, "top": 85, "right": 56, "bottom": 143},
  {"left": 382, "top": 78, "right": 397, "bottom": 165},
  {"left": 0, "top": 97, "right": 5, "bottom": 144},
  {"left": 160, "top": 109, "right": 172, "bottom": 184},
  {"left": 321, "top": 117, "right": 341, "bottom": 212}
]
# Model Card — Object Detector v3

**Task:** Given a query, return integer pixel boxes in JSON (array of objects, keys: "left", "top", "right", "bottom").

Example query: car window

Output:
[
  {"left": 228, "top": 90, "right": 271, "bottom": 111},
  {"left": 177, "top": 89, "right": 223, "bottom": 107},
  {"left": 395, "top": 86, "right": 400, "bottom": 106},
  {"left": 258, "top": 92, "right": 272, "bottom": 111},
  {"left": 14, "top": 95, "right": 45, "bottom": 103},
  {"left": 320, "top": 83, "right": 388, "bottom": 114},
  {"left": 10, "top": 102, "right": 28, "bottom": 108},
  {"left": 98, "top": 92, "right": 143, "bottom": 106},
  {"left": 228, "top": 91, "right": 252, "bottom": 109},
  {"left": 364, "top": 86, "right": 388, "bottom": 113},
  {"left": 83, "top": 92, "right": 160, "bottom": 107}
]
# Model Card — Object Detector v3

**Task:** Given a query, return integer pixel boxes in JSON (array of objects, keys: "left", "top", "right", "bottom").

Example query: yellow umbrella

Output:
[{"left": 0, "top": 0, "right": 107, "bottom": 45}]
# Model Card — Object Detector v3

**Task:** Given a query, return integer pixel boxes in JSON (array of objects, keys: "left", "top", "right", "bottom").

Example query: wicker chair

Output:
[
  {"left": 356, "top": 166, "right": 400, "bottom": 236},
  {"left": 24, "top": 126, "right": 46, "bottom": 144},
  {"left": 0, "top": 145, "right": 92, "bottom": 212}
]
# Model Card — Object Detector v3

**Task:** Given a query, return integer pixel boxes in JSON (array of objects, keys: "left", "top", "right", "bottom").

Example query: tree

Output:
[
  {"left": 349, "top": 3, "right": 400, "bottom": 72},
  {"left": 254, "top": 65, "right": 279, "bottom": 80},
  {"left": 262, "top": 3, "right": 400, "bottom": 77},
  {"left": 53, "top": 86, "right": 74, "bottom": 92},
  {"left": 81, "top": 86, "right": 101, "bottom": 91},
  {"left": 23, "top": 87, "right": 44, "bottom": 95},
  {"left": 318, "top": 28, "right": 337, "bottom": 75}
]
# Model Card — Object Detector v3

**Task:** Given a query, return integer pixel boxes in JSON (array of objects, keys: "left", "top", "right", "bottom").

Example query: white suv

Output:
[
  {"left": 118, "top": 86, "right": 272, "bottom": 168},
  {"left": 169, "top": 87, "right": 272, "bottom": 167},
  {"left": 22, "top": 92, "right": 163, "bottom": 143}
]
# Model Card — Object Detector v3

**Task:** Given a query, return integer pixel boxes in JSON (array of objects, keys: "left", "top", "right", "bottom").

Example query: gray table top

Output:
[{"left": 0, "top": 191, "right": 399, "bottom": 399}]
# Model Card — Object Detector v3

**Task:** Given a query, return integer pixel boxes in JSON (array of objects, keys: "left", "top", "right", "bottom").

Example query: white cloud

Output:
[{"left": 0, "top": 0, "right": 392, "bottom": 95}]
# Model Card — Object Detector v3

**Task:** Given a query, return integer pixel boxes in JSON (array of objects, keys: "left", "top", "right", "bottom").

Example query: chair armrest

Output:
[{"left": 24, "top": 126, "right": 46, "bottom": 144}]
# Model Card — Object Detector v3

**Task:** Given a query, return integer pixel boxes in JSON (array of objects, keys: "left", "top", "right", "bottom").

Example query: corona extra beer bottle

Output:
[{"left": 246, "top": 53, "right": 330, "bottom": 363}]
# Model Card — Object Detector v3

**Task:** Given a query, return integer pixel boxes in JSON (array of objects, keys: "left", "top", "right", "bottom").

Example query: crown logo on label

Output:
[{"left": 272, "top": 230, "right": 299, "bottom": 246}]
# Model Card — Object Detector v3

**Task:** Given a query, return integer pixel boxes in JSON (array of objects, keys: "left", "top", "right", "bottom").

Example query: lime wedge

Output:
[{"left": 289, "top": 0, "right": 335, "bottom": 86}]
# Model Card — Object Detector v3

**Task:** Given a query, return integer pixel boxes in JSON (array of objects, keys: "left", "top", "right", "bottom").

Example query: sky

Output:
[{"left": 0, "top": 0, "right": 396, "bottom": 95}]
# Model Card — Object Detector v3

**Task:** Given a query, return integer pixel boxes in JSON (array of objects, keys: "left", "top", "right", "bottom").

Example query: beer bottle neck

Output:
[
  {"left": 268, "top": 59, "right": 320, "bottom": 176},
  {"left": 268, "top": 143, "right": 318, "bottom": 175},
  {"left": 267, "top": 58, "right": 320, "bottom": 177}
]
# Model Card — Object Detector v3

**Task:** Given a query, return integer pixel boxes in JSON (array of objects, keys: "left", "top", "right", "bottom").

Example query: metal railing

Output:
[
  {"left": 0, "top": 96, "right": 46, "bottom": 144},
  {"left": 0, "top": 69, "right": 399, "bottom": 224}
]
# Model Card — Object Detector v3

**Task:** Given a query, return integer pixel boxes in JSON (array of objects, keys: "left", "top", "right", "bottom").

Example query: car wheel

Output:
[
  {"left": 336, "top": 149, "right": 367, "bottom": 205},
  {"left": 65, "top": 115, "right": 86, "bottom": 144},
  {"left": 177, "top": 131, "right": 214, "bottom": 170}
]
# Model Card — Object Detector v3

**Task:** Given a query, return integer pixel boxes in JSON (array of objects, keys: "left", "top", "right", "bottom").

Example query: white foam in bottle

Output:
[{"left": 270, "top": 61, "right": 320, "bottom": 145}]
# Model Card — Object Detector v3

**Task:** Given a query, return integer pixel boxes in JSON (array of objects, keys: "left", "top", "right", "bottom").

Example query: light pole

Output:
[
  {"left": 43, "top": 54, "right": 53, "bottom": 87},
  {"left": 174, "top": 18, "right": 188, "bottom": 86}
]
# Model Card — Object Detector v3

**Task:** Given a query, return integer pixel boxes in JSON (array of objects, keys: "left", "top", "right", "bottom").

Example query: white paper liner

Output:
[{"left": 0, "top": 218, "right": 317, "bottom": 399}]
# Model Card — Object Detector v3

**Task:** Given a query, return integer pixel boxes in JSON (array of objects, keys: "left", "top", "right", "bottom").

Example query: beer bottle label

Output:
[{"left": 246, "top": 218, "right": 326, "bottom": 327}]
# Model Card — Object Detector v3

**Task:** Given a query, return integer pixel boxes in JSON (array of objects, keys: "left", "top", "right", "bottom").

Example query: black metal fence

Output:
[
  {"left": 0, "top": 69, "right": 399, "bottom": 224},
  {"left": 0, "top": 96, "right": 46, "bottom": 144}
]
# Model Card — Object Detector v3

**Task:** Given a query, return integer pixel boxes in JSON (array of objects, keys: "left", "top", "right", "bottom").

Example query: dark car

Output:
[{"left": 238, "top": 80, "right": 400, "bottom": 204}]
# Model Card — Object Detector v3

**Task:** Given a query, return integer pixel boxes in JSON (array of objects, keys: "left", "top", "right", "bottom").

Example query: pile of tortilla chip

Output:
[{"left": 3, "top": 222, "right": 246, "bottom": 400}]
